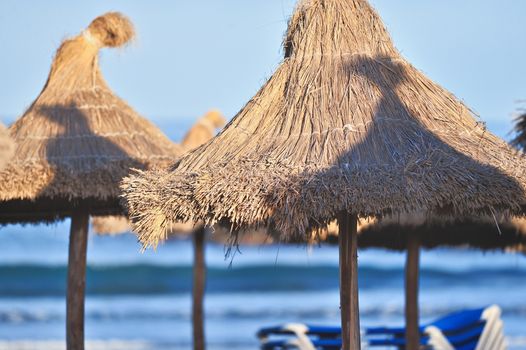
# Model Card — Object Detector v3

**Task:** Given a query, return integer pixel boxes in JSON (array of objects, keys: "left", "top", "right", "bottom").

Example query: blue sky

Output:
[{"left": 0, "top": 0, "right": 525, "bottom": 140}]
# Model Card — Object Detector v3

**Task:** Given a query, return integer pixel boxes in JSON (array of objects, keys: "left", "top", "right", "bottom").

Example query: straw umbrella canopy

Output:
[
  {"left": 91, "top": 109, "right": 226, "bottom": 235},
  {"left": 181, "top": 109, "right": 227, "bottom": 152},
  {"left": 357, "top": 214, "right": 526, "bottom": 346},
  {"left": 0, "top": 122, "right": 14, "bottom": 170},
  {"left": 92, "top": 109, "right": 225, "bottom": 350},
  {"left": 0, "top": 13, "right": 180, "bottom": 223},
  {"left": 359, "top": 215, "right": 526, "bottom": 251},
  {"left": 122, "top": 0, "right": 526, "bottom": 349},
  {"left": 0, "top": 12, "right": 180, "bottom": 350},
  {"left": 172, "top": 109, "right": 226, "bottom": 350},
  {"left": 91, "top": 215, "right": 131, "bottom": 235}
]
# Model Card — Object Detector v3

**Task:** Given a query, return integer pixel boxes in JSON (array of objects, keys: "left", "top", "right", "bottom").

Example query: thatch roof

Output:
[
  {"left": 181, "top": 110, "right": 227, "bottom": 152},
  {"left": 90, "top": 215, "right": 195, "bottom": 236},
  {"left": 0, "top": 122, "right": 14, "bottom": 170},
  {"left": 0, "top": 12, "right": 181, "bottom": 223},
  {"left": 91, "top": 110, "right": 225, "bottom": 236},
  {"left": 356, "top": 215, "right": 526, "bottom": 251},
  {"left": 90, "top": 215, "right": 131, "bottom": 235},
  {"left": 122, "top": 0, "right": 526, "bottom": 248}
]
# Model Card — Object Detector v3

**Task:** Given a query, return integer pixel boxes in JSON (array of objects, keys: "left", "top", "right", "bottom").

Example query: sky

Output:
[{"left": 0, "top": 0, "right": 525, "bottom": 140}]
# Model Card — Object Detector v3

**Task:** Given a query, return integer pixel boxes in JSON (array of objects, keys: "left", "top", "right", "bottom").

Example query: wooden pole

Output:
[
  {"left": 338, "top": 212, "right": 361, "bottom": 350},
  {"left": 192, "top": 225, "right": 207, "bottom": 350},
  {"left": 66, "top": 211, "right": 90, "bottom": 350},
  {"left": 405, "top": 232, "right": 421, "bottom": 350}
]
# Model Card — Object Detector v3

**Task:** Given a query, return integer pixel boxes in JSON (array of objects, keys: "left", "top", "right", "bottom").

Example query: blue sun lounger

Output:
[{"left": 257, "top": 305, "right": 505, "bottom": 350}]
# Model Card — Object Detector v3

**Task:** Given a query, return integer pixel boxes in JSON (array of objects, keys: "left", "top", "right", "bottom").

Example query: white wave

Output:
[
  {"left": 0, "top": 340, "right": 152, "bottom": 350},
  {"left": 1, "top": 226, "right": 526, "bottom": 273}
]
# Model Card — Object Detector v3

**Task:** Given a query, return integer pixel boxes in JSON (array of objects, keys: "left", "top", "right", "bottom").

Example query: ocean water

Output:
[{"left": 0, "top": 222, "right": 525, "bottom": 350}]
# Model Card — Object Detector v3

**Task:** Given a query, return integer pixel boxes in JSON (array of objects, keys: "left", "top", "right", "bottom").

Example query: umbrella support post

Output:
[
  {"left": 338, "top": 212, "right": 361, "bottom": 350},
  {"left": 66, "top": 211, "right": 89, "bottom": 350},
  {"left": 405, "top": 232, "right": 420, "bottom": 350},
  {"left": 193, "top": 225, "right": 207, "bottom": 350}
]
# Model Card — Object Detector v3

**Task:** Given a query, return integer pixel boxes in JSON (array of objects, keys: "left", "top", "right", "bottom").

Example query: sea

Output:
[{"left": 0, "top": 222, "right": 525, "bottom": 350}]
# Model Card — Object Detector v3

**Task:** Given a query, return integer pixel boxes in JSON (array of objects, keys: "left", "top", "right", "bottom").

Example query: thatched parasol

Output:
[
  {"left": 91, "top": 109, "right": 226, "bottom": 350},
  {"left": 91, "top": 110, "right": 226, "bottom": 236},
  {"left": 0, "top": 12, "right": 180, "bottom": 350},
  {"left": 0, "top": 122, "right": 14, "bottom": 170},
  {"left": 181, "top": 109, "right": 227, "bottom": 152},
  {"left": 90, "top": 215, "right": 195, "bottom": 235},
  {"left": 0, "top": 14, "right": 180, "bottom": 222},
  {"left": 357, "top": 214, "right": 526, "bottom": 346},
  {"left": 359, "top": 215, "right": 526, "bottom": 251},
  {"left": 90, "top": 215, "right": 131, "bottom": 235},
  {"left": 122, "top": 0, "right": 526, "bottom": 349}
]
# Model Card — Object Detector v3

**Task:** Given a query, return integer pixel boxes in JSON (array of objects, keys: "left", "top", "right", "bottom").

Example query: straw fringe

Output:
[{"left": 122, "top": 0, "right": 526, "bottom": 247}]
